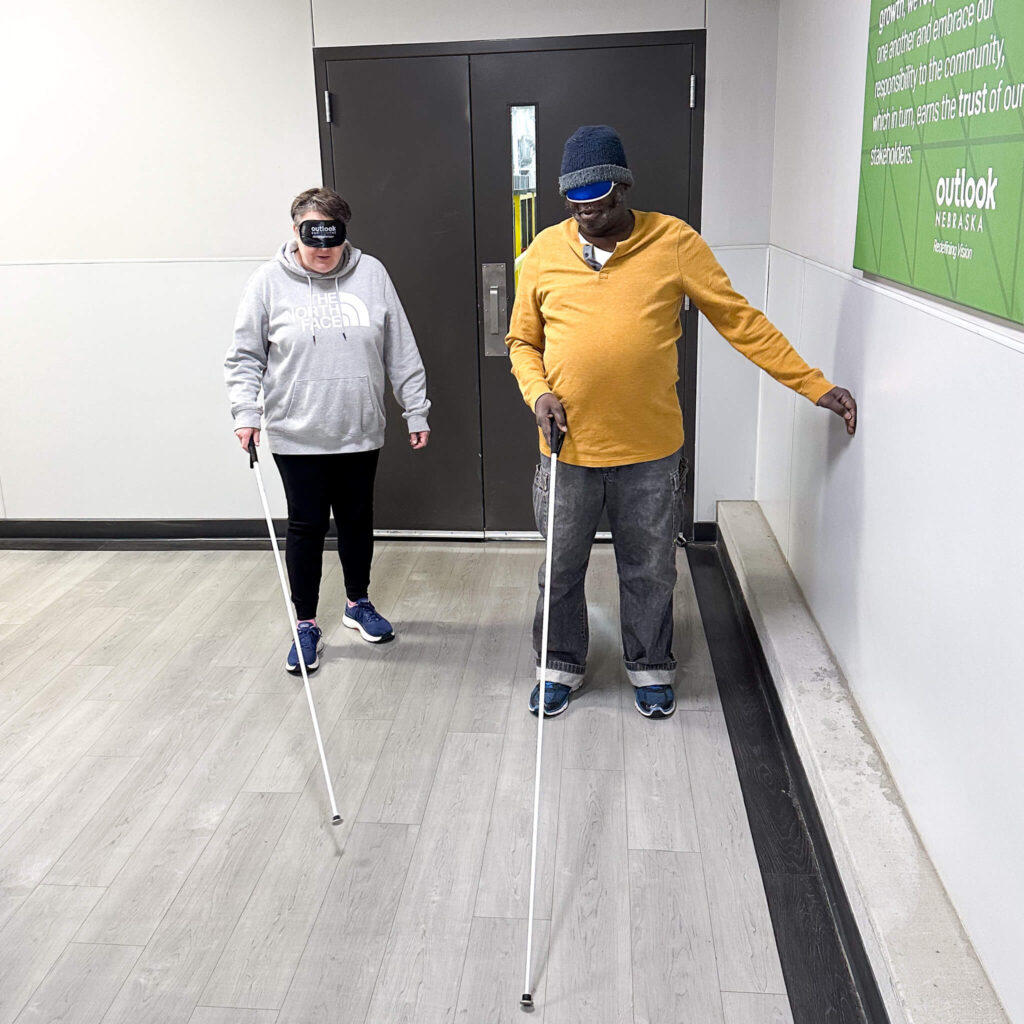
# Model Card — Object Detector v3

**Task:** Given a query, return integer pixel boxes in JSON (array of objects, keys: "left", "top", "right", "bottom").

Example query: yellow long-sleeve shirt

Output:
[{"left": 506, "top": 211, "right": 833, "bottom": 466}]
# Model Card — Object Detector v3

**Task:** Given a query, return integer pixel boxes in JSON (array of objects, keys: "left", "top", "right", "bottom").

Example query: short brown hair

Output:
[{"left": 290, "top": 187, "right": 352, "bottom": 224}]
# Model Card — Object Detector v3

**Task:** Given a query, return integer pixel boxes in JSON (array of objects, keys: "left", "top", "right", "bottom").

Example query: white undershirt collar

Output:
[{"left": 579, "top": 232, "right": 614, "bottom": 267}]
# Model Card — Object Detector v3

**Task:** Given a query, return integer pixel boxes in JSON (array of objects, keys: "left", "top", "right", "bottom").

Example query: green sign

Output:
[{"left": 855, "top": 0, "right": 1024, "bottom": 323}]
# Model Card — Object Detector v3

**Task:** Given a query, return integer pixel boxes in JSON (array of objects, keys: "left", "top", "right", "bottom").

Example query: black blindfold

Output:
[{"left": 298, "top": 219, "right": 346, "bottom": 248}]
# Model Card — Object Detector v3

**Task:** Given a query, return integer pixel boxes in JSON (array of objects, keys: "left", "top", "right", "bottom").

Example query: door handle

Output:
[
  {"left": 481, "top": 263, "right": 508, "bottom": 356},
  {"left": 489, "top": 286, "right": 500, "bottom": 327}
]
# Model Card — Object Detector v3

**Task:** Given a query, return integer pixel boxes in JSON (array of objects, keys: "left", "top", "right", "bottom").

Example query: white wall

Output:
[
  {"left": 702, "top": 0, "right": 780, "bottom": 247},
  {"left": 695, "top": 245, "right": 770, "bottom": 521},
  {"left": 0, "top": 260, "right": 276, "bottom": 518},
  {"left": 0, "top": 0, "right": 777, "bottom": 523},
  {"left": 1, "top": 1, "right": 321, "bottom": 261},
  {"left": 313, "top": 0, "right": 702, "bottom": 45},
  {"left": 760, "top": 0, "right": 1024, "bottom": 1015},
  {"left": 0, "top": 0, "right": 320, "bottom": 520},
  {"left": 693, "top": 0, "right": 782, "bottom": 520}
]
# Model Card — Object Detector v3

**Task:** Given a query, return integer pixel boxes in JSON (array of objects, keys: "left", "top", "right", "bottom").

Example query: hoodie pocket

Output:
[{"left": 284, "top": 376, "right": 383, "bottom": 446}]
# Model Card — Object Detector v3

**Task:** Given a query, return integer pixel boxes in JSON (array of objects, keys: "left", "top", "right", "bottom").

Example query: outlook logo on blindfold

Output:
[{"left": 299, "top": 219, "right": 346, "bottom": 248}]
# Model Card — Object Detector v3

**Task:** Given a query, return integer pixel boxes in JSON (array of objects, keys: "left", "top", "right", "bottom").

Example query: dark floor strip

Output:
[
  {"left": 0, "top": 518, "right": 282, "bottom": 541},
  {"left": 0, "top": 519, "right": 431, "bottom": 550},
  {"left": 687, "top": 542, "right": 890, "bottom": 1024},
  {"left": 1, "top": 520, "right": 720, "bottom": 549}
]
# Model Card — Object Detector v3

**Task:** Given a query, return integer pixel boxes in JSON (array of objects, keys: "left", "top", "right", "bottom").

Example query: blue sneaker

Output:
[
  {"left": 342, "top": 598, "right": 395, "bottom": 643},
  {"left": 286, "top": 622, "right": 323, "bottom": 674},
  {"left": 634, "top": 684, "right": 675, "bottom": 718},
  {"left": 528, "top": 682, "right": 572, "bottom": 717}
]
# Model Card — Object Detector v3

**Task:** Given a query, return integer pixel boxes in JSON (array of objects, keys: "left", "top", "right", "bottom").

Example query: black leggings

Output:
[{"left": 273, "top": 449, "right": 380, "bottom": 619}]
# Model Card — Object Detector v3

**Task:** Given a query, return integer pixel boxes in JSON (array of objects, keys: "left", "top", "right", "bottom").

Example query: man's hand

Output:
[
  {"left": 534, "top": 392, "right": 568, "bottom": 444},
  {"left": 235, "top": 427, "right": 260, "bottom": 451},
  {"left": 816, "top": 387, "right": 857, "bottom": 436},
  {"left": 409, "top": 431, "right": 430, "bottom": 450}
]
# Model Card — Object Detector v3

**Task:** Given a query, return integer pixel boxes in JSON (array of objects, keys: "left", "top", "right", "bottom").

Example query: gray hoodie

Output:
[{"left": 225, "top": 241, "right": 430, "bottom": 455}]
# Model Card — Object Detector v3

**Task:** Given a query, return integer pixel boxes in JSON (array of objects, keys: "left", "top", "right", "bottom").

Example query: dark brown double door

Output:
[{"left": 314, "top": 33, "right": 704, "bottom": 533}]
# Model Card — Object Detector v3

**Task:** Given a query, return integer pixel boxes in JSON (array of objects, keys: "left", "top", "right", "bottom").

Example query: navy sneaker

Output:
[
  {"left": 528, "top": 681, "right": 572, "bottom": 717},
  {"left": 286, "top": 622, "right": 323, "bottom": 674},
  {"left": 342, "top": 598, "right": 395, "bottom": 643},
  {"left": 634, "top": 684, "right": 676, "bottom": 718}
]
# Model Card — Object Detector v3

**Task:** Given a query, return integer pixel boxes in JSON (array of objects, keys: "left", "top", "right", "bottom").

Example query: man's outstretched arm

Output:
[{"left": 679, "top": 225, "right": 858, "bottom": 437}]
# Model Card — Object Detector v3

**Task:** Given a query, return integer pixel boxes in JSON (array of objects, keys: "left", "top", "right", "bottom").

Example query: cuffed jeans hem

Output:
[
  {"left": 536, "top": 662, "right": 586, "bottom": 690},
  {"left": 625, "top": 664, "right": 676, "bottom": 688}
]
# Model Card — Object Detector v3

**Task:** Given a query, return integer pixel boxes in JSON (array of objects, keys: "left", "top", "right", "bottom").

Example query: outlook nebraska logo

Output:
[{"left": 935, "top": 167, "right": 998, "bottom": 233}]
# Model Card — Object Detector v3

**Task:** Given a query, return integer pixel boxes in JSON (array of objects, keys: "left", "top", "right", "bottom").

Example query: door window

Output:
[{"left": 511, "top": 105, "right": 537, "bottom": 289}]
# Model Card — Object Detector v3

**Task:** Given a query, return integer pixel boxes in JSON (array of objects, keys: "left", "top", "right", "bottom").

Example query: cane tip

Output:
[
  {"left": 520, "top": 993, "right": 534, "bottom": 1011},
  {"left": 331, "top": 815, "right": 343, "bottom": 826}
]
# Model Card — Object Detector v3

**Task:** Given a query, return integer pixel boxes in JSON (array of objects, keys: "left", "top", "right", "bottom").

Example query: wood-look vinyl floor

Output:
[{"left": 0, "top": 544, "right": 793, "bottom": 1024}]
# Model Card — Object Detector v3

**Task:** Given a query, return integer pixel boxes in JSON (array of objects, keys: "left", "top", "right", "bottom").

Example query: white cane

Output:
[
  {"left": 520, "top": 421, "right": 565, "bottom": 1011},
  {"left": 247, "top": 437, "right": 342, "bottom": 826}
]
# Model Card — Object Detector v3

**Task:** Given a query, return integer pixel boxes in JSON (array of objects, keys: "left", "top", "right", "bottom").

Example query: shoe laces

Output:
[
  {"left": 538, "top": 682, "right": 568, "bottom": 706},
  {"left": 639, "top": 685, "right": 671, "bottom": 702},
  {"left": 296, "top": 622, "right": 320, "bottom": 656},
  {"left": 354, "top": 599, "right": 387, "bottom": 628}
]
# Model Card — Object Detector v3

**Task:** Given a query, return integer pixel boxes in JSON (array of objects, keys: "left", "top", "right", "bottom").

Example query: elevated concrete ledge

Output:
[{"left": 717, "top": 501, "right": 1009, "bottom": 1024}]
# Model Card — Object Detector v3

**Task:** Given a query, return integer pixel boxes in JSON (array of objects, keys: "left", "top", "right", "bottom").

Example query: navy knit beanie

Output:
[{"left": 558, "top": 125, "right": 634, "bottom": 197}]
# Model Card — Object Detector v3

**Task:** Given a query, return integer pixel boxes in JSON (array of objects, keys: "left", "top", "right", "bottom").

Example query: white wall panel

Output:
[
  {"left": 702, "top": 0, "right": 779, "bottom": 246},
  {"left": 694, "top": 246, "right": 770, "bottom": 521},
  {"left": 766, "top": 0, "right": 1024, "bottom": 1011},
  {"left": 769, "top": 0, "right": 868, "bottom": 271},
  {"left": 312, "top": 0, "right": 704, "bottom": 47},
  {"left": 0, "top": 261, "right": 287, "bottom": 519},
  {"left": 759, "top": 251, "right": 1024, "bottom": 1020},
  {"left": 756, "top": 247, "right": 803, "bottom": 554},
  {"left": 0, "top": 0, "right": 320, "bottom": 261}
]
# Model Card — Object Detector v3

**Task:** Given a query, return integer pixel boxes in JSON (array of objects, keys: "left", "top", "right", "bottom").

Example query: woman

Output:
[{"left": 225, "top": 187, "right": 430, "bottom": 674}]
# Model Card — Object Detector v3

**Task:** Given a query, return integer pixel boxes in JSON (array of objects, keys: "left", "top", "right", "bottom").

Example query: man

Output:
[{"left": 507, "top": 125, "right": 856, "bottom": 719}]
